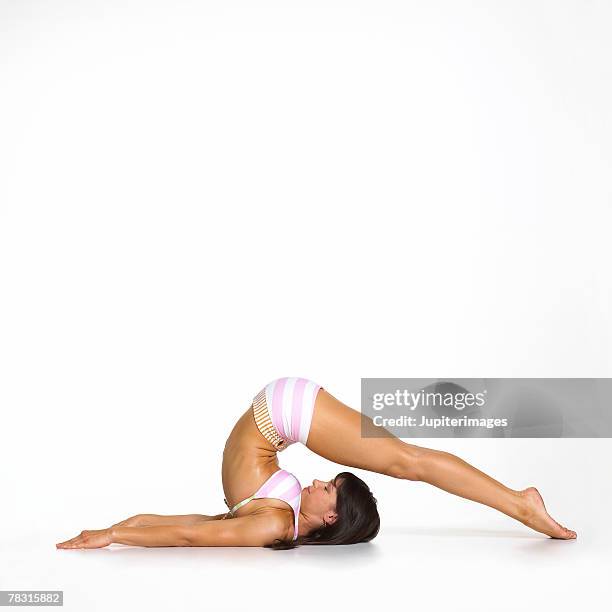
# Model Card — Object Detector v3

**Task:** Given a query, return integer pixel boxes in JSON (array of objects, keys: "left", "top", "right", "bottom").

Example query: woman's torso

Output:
[{"left": 221, "top": 404, "right": 295, "bottom": 539}]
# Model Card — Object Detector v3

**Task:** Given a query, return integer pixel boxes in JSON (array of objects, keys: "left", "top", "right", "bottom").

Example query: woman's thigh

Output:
[{"left": 306, "top": 388, "right": 422, "bottom": 478}]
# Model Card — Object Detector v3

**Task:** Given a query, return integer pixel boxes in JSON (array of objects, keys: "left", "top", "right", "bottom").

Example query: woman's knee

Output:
[{"left": 387, "top": 444, "right": 426, "bottom": 481}]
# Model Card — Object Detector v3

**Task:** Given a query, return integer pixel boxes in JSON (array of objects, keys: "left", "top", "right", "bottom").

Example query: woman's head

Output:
[{"left": 267, "top": 471, "right": 380, "bottom": 549}]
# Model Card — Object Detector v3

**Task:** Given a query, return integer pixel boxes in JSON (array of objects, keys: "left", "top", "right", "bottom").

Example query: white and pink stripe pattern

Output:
[
  {"left": 262, "top": 377, "right": 323, "bottom": 446},
  {"left": 252, "top": 469, "right": 303, "bottom": 540}
]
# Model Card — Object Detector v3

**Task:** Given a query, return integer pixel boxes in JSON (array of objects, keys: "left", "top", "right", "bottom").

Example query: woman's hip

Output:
[{"left": 252, "top": 376, "right": 324, "bottom": 451}]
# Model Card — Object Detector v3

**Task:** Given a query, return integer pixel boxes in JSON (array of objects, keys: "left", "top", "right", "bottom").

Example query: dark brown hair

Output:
[{"left": 265, "top": 471, "right": 380, "bottom": 550}]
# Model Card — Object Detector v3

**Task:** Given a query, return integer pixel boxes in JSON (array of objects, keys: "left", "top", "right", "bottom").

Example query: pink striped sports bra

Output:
[{"left": 224, "top": 469, "right": 302, "bottom": 540}]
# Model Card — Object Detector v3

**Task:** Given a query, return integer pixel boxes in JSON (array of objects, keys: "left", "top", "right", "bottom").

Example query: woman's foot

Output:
[{"left": 518, "top": 487, "right": 577, "bottom": 539}]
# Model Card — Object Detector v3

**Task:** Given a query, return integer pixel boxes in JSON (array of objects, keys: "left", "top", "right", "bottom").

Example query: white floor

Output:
[
  {"left": 2, "top": 439, "right": 610, "bottom": 611},
  {"left": 4, "top": 522, "right": 609, "bottom": 611}
]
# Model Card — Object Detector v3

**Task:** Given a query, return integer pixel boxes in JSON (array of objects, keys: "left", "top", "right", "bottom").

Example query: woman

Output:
[{"left": 56, "top": 376, "right": 576, "bottom": 549}]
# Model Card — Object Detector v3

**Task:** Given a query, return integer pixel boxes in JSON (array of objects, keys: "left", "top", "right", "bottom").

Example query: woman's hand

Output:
[
  {"left": 111, "top": 515, "right": 143, "bottom": 528},
  {"left": 56, "top": 528, "right": 112, "bottom": 549}
]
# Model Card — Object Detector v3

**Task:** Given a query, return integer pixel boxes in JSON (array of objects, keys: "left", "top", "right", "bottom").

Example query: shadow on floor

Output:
[
  {"left": 382, "top": 526, "right": 541, "bottom": 539},
  {"left": 90, "top": 539, "right": 383, "bottom": 567}
]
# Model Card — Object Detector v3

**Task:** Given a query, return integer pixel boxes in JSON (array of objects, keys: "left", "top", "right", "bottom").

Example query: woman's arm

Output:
[
  {"left": 111, "top": 513, "right": 226, "bottom": 529},
  {"left": 111, "top": 513, "right": 288, "bottom": 547},
  {"left": 57, "top": 511, "right": 290, "bottom": 549}
]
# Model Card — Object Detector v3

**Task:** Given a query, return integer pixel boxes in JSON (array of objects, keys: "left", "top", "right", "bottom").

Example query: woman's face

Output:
[{"left": 301, "top": 476, "right": 340, "bottom": 527}]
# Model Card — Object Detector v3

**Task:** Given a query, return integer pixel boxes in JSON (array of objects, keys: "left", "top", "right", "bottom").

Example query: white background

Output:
[{"left": 1, "top": 1, "right": 611, "bottom": 610}]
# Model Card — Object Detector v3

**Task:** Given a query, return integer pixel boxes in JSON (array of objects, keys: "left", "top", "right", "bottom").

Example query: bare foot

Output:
[{"left": 518, "top": 487, "right": 577, "bottom": 539}]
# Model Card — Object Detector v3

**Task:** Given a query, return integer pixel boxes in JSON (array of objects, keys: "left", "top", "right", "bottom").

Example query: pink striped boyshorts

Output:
[{"left": 252, "top": 377, "right": 324, "bottom": 451}]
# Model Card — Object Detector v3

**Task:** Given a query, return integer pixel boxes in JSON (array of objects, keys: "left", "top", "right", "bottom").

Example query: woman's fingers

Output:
[
  {"left": 56, "top": 533, "right": 78, "bottom": 546},
  {"left": 56, "top": 529, "right": 111, "bottom": 549},
  {"left": 56, "top": 532, "right": 84, "bottom": 548}
]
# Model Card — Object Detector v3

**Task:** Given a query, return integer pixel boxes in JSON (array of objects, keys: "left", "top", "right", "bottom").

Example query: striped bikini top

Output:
[{"left": 224, "top": 469, "right": 303, "bottom": 540}]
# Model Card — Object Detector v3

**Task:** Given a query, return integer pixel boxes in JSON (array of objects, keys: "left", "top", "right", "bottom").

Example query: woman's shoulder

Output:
[{"left": 242, "top": 500, "right": 295, "bottom": 542}]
